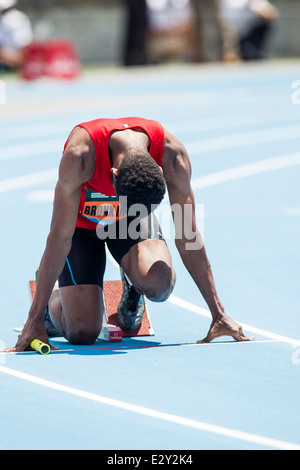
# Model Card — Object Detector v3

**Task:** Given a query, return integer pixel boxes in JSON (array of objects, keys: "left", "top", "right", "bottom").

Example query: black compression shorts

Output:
[{"left": 58, "top": 215, "right": 164, "bottom": 288}]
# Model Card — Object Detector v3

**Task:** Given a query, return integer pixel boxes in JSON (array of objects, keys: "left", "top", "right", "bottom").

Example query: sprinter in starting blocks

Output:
[
  {"left": 26, "top": 277, "right": 154, "bottom": 345},
  {"left": 12, "top": 116, "right": 253, "bottom": 353}
]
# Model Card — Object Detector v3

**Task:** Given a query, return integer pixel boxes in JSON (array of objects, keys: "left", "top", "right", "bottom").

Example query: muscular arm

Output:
[
  {"left": 16, "top": 129, "right": 95, "bottom": 350},
  {"left": 162, "top": 129, "right": 253, "bottom": 342},
  {"left": 29, "top": 160, "right": 82, "bottom": 326},
  {"left": 162, "top": 130, "right": 222, "bottom": 319}
]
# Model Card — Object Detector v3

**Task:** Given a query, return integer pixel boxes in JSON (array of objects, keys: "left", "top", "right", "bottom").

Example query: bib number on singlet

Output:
[{"left": 82, "top": 188, "right": 127, "bottom": 226}]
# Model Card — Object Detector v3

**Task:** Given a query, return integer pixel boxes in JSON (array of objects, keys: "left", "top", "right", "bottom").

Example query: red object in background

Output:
[{"left": 21, "top": 39, "right": 81, "bottom": 80}]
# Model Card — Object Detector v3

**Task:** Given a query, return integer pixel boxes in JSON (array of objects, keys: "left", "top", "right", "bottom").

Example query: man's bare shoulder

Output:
[
  {"left": 60, "top": 126, "right": 96, "bottom": 189},
  {"left": 64, "top": 126, "right": 94, "bottom": 158},
  {"left": 161, "top": 128, "right": 191, "bottom": 184}
]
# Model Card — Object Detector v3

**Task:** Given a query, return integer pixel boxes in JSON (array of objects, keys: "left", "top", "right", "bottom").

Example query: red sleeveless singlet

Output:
[{"left": 64, "top": 117, "right": 165, "bottom": 230}]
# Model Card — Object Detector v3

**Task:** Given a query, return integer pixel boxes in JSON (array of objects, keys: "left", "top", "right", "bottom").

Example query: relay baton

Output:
[{"left": 30, "top": 339, "right": 50, "bottom": 355}]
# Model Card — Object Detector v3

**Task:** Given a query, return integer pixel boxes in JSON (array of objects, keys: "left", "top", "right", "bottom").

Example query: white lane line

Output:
[
  {"left": 168, "top": 294, "right": 300, "bottom": 347},
  {"left": 186, "top": 124, "right": 300, "bottom": 155},
  {"left": 168, "top": 109, "right": 300, "bottom": 136},
  {"left": 0, "top": 365, "right": 299, "bottom": 450},
  {"left": 21, "top": 151, "right": 300, "bottom": 202},
  {"left": 0, "top": 106, "right": 297, "bottom": 144},
  {"left": 27, "top": 190, "right": 55, "bottom": 202},
  {"left": 282, "top": 207, "right": 300, "bottom": 216},
  {"left": 0, "top": 169, "right": 57, "bottom": 194},
  {"left": 16, "top": 151, "right": 300, "bottom": 202},
  {"left": 192, "top": 152, "right": 300, "bottom": 190},
  {"left": 0, "top": 139, "right": 62, "bottom": 161},
  {"left": 0, "top": 122, "right": 69, "bottom": 143},
  {"left": 1, "top": 121, "right": 300, "bottom": 161}
]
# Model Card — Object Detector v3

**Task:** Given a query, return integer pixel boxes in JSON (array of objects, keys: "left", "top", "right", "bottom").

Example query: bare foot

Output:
[{"left": 197, "top": 314, "right": 254, "bottom": 344}]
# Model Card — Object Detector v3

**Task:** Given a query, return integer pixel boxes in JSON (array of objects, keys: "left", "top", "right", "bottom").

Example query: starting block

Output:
[
  {"left": 27, "top": 280, "right": 154, "bottom": 343},
  {"left": 101, "top": 280, "right": 154, "bottom": 340}
]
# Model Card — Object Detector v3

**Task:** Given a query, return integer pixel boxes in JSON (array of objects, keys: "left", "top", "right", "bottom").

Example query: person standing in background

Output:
[
  {"left": 220, "top": 0, "right": 279, "bottom": 60},
  {"left": 0, "top": 0, "right": 33, "bottom": 70},
  {"left": 190, "top": 0, "right": 240, "bottom": 62},
  {"left": 123, "top": 0, "right": 149, "bottom": 66},
  {"left": 146, "top": 0, "right": 195, "bottom": 64}
]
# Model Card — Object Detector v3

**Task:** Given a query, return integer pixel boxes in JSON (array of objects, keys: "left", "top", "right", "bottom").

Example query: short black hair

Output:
[{"left": 115, "top": 150, "right": 166, "bottom": 215}]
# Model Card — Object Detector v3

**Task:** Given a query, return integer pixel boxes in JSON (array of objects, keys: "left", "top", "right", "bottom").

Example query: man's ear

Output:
[{"left": 111, "top": 168, "right": 119, "bottom": 189}]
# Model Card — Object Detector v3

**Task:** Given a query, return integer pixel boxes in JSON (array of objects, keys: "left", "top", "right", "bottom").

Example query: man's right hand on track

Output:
[{"left": 2, "top": 319, "right": 58, "bottom": 353}]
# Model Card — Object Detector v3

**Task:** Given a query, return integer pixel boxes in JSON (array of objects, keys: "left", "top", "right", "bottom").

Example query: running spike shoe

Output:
[{"left": 117, "top": 269, "right": 146, "bottom": 331}]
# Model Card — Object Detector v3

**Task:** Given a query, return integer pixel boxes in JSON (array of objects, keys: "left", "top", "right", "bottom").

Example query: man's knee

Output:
[
  {"left": 66, "top": 325, "right": 100, "bottom": 345},
  {"left": 142, "top": 262, "right": 176, "bottom": 302}
]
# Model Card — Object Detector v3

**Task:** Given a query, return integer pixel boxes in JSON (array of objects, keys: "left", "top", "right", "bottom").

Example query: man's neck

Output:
[{"left": 109, "top": 129, "right": 150, "bottom": 168}]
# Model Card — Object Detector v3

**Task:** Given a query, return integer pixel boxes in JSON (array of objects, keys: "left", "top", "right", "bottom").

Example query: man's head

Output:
[{"left": 112, "top": 149, "right": 166, "bottom": 215}]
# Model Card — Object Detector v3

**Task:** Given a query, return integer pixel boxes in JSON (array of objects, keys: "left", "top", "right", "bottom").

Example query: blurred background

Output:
[
  {"left": 0, "top": 0, "right": 299, "bottom": 78},
  {"left": 1, "top": 3, "right": 300, "bottom": 451}
]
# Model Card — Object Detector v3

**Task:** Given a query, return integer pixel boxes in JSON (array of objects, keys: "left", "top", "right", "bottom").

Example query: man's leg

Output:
[
  {"left": 120, "top": 237, "right": 176, "bottom": 302},
  {"left": 46, "top": 227, "right": 107, "bottom": 344},
  {"left": 106, "top": 214, "right": 176, "bottom": 331},
  {"left": 48, "top": 284, "right": 104, "bottom": 345},
  {"left": 114, "top": 237, "right": 176, "bottom": 331}
]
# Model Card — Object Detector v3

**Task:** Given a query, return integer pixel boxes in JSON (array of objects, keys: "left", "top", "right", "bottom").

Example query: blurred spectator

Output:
[
  {"left": 0, "top": 0, "right": 33, "bottom": 70},
  {"left": 146, "top": 0, "right": 195, "bottom": 63},
  {"left": 123, "top": 0, "right": 149, "bottom": 66},
  {"left": 220, "top": 0, "right": 279, "bottom": 60},
  {"left": 190, "top": 0, "right": 231, "bottom": 62}
]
